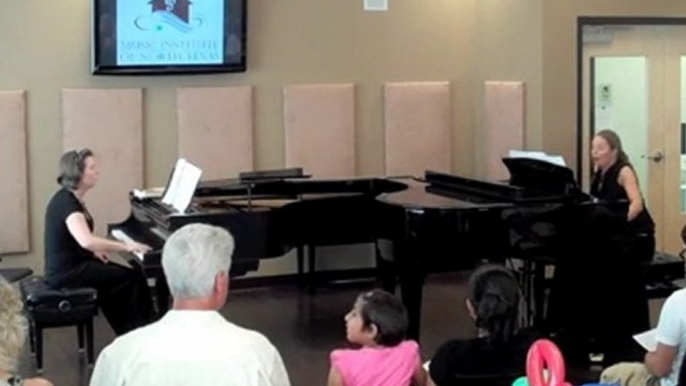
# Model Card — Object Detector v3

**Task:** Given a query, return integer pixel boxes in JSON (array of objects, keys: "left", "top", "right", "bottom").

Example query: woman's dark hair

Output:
[
  {"left": 57, "top": 148, "right": 93, "bottom": 190},
  {"left": 595, "top": 129, "right": 632, "bottom": 168},
  {"left": 356, "top": 289, "right": 408, "bottom": 347},
  {"left": 468, "top": 264, "right": 521, "bottom": 344}
]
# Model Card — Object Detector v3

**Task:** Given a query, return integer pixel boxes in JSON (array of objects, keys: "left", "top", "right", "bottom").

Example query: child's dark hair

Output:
[
  {"left": 356, "top": 289, "right": 408, "bottom": 347},
  {"left": 468, "top": 264, "right": 521, "bottom": 344}
]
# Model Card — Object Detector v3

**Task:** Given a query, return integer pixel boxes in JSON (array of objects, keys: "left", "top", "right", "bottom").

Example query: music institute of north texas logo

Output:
[{"left": 135, "top": 0, "right": 204, "bottom": 33}]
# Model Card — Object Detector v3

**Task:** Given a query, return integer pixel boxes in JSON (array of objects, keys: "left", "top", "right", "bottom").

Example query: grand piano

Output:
[
  {"left": 109, "top": 158, "right": 684, "bottom": 339},
  {"left": 109, "top": 168, "right": 408, "bottom": 314}
]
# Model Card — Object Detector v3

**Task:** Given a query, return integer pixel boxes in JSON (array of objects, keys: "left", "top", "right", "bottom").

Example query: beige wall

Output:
[
  {"left": 474, "top": 0, "right": 543, "bottom": 177},
  {"left": 0, "top": 1, "right": 480, "bottom": 274},
  {"left": 542, "top": 1, "right": 686, "bottom": 171},
  {"left": 14, "top": 1, "right": 684, "bottom": 276}
]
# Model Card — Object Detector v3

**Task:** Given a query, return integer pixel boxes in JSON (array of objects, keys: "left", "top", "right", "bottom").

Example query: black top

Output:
[
  {"left": 428, "top": 333, "right": 536, "bottom": 386},
  {"left": 590, "top": 160, "right": 655, "bottom": 235},
  {"left": 44, "top": 188, "right": 94, "bottom": 279}
]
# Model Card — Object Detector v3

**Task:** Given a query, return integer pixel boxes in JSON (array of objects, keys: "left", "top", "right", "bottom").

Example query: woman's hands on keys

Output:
[
  {"left": 126, "top": 241, "right": 152, "bottom": 254},
  {"left": 94, "top": 251, "right": 109, "bottom": 264}
]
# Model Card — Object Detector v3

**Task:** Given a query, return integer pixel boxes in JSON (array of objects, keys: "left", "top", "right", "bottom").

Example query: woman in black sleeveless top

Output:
[
  {"left": 588, "top": 129, "right": 653, "bottom": 360},
  {"left": 590, "top": 129, "right": 656, "bottom": 263}
]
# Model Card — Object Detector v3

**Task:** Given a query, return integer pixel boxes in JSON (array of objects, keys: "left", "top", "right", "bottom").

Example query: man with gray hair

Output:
[{"left": 89, "top": 223, "right": 291, "bottom": 386}]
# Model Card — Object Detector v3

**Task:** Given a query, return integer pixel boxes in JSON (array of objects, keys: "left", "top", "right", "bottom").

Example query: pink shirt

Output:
[{"left": 330, "top": 340, "right": 420, "bottom": 386}]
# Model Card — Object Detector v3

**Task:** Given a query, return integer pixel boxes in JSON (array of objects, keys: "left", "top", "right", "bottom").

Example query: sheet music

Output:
[
  {"left": 161, "top": 158, "right": 203, "bottom": 213},
  {"left": 508, "top": 150, "right": 566, "bottom": 167}
]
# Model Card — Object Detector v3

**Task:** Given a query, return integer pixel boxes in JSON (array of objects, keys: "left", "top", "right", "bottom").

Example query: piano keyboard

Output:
[{"left": 111, "top": 229, "right": 145, "bottom": 261}]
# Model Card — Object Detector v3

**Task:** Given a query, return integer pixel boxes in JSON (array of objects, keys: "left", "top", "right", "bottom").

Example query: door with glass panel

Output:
[
  {"left": 581, "top": 25, "right": 679, "bottom": 253},
  {"left": 662, "top": 28, "right": 686, "bottom": 253}
]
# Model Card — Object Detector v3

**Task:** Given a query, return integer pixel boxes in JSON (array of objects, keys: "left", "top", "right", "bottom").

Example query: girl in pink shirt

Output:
[{"left": 327, "top": 289, "right": 427, "bottom": 386}]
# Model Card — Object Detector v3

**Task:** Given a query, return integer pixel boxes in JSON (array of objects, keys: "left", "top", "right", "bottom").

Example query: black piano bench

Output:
[
  {"left": 19, "top": 276, "right": 98, "bottom": 373},
  {"left": 644, "top": 251, "right": 686, "bottom": 299}
]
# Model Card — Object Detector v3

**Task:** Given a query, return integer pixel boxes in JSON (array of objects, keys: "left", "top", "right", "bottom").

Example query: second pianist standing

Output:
[{"left": 44, "top": 148, "right": 153, "bottom": 335}]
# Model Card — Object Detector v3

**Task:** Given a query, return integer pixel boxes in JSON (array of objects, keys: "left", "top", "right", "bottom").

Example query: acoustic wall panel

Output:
[
  {"left": 178, "top": 86, "right": 253, "bottom": 180},
  {"left": 62, "top": 89, "right": 143, "bottom": 236},
  {"left": 483, "top": 81, "right": 526, "bottom": 180},
  {"left": 0, "top": 91, "right": 29, "bottom": 254},
  {"left": 384, "top": 82, "right": 451, "bottom": 177},
  {"left": 284, "top": 84, "right": 355, "bottom": 178}
]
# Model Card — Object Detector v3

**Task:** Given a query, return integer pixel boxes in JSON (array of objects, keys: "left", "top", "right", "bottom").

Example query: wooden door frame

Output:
[{"left": 576, "top": 17, "right": 686, "bottom": 185}]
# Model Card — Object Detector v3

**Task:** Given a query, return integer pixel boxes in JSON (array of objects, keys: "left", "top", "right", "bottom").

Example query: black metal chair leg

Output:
[
  {"left": 77, "top": 324, "right": 85, "bottom": 353},
  {"left": 28, "top": 319, "right": 36, "bottom": 355},
  {"left": 86, "top": 319, "right": 94, "bottom": 366},
  {"left": 35, "top": 324, "right": 44, "bottom": 373}
]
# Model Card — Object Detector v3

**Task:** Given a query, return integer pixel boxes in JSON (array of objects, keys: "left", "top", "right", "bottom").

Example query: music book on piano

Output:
[
  {"left": 132, "top": 187, "right": 165, "bottom": 200},
  {"left": 508, "top": 150, "right": 566, "bottom": 167},
  {"left": 161, "top": 158, "right": 203, "bottom": 214}
]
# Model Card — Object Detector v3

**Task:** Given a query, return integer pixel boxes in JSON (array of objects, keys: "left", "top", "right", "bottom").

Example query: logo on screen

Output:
[{"left": 135, "top": 0, "right": 204, "bottom": 33}]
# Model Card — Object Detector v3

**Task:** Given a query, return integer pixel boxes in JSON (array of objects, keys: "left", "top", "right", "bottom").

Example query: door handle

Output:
[{"left": 642, "top": 150, "right": 664, "bottom": 163}]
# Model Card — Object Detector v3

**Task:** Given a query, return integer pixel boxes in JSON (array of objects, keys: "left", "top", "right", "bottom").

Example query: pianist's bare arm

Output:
[
  {"left": 618, "top": 165, "right": 644, "bottom": 222},
  {"left": 65, "top": 212, "right": 150, "bottom": 255}
]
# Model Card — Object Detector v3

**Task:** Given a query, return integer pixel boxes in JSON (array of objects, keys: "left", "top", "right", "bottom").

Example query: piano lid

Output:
[{"left": 502, "top": 157, "right": 580, "bottom": 196}]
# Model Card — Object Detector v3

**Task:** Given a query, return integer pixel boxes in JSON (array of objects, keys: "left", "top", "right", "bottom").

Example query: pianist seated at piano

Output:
[
  {"left": 89, "top": 224, "right": 291, "bottom": 386},
  {"left": 591, "top": 129, "right": 654, "bottom": 336},
  {"left": 549, "top": 130, "right": 654, "bottom": 363},
  {"left": 427, "top": 265, "right": 536, "bottom": 386},
  {"left": 591, "top": 129, "right": 656, "bottom": 264},
  {"left": 44, "top": 148, "right": 153, "bottom": 335}
]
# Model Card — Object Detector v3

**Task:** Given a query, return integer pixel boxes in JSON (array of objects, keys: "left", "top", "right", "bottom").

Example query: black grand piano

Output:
[{"left": 109, "top": 158, "right": 684, "bottom": 339}]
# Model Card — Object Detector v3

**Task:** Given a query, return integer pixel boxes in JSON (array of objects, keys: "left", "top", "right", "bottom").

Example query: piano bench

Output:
[
  {"left": 19, "top": 276, "right": 98, "bottom": 373},
  {"left": 646, "top": 278, "right": 686, "bottom": 299},
  {"left": 643, "top": 251, "right": 686, "bottom": 299}
]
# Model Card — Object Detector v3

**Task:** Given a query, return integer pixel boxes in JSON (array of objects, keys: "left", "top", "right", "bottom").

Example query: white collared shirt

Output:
[{"left": 89, "top": 310, "right": 291, "bottom": 386}]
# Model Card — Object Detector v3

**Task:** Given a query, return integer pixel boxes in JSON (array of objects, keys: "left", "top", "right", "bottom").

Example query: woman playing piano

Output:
[
  {"left": 591, "top": 129, "right": 656, "bottom": 263},
  {"left": 44, "top": 148, "right": 153, "bottom": 335},
  {"left": 585, "top": 129, "right": 654, "bottom": 360}
]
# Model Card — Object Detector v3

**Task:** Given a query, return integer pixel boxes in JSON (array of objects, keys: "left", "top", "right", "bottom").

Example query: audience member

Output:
[
  {"left": 428, "top": 264, "right": 534, "bottom": 386},
  {"left": 89, "top": 223, "right": 291, "bottom": 386},
  {"left": 327, "top": 289, "right": 426, "bottom": 386},
  {"left": 0, "top": 278, "right": 53, "bottom": 386}
]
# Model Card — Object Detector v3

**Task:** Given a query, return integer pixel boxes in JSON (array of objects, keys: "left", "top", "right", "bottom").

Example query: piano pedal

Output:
[{"left": 588, "top": 353, "right": 604, "bottom": 363}]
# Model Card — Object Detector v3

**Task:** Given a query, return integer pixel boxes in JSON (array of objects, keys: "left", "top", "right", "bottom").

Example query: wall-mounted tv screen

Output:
[{"left": 92, "top": 0, "right": 246, "bottom": 75}]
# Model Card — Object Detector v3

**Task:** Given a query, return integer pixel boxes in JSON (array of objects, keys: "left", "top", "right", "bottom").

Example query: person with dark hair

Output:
[
  {"left": 427, "top": 265, "right": 535, "bottom": 386},
  {"left": 44, "top": 148, "right": 153, "bottom": 335},
  {"left": 327, "top": 289, "right": 426, "bottom": 386}
]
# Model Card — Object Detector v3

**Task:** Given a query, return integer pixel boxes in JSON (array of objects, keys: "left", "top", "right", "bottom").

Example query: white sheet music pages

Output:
[
  {"left": 508, "top": 150, "right": 566, "bottom": 167},
  {"left": 161, "top": 158, "right": 203, "bottom": 214}
]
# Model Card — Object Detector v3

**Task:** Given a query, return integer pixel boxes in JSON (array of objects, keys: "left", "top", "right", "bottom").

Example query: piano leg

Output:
[
  {"left": 296, "top": 245, "right": 305, "bottom": 288},
  {"left": 308, "top": 245, "right": 316, "bottom": 294},
  {"left": 398, "top": 258, "right": 426, "bottom": 341}
]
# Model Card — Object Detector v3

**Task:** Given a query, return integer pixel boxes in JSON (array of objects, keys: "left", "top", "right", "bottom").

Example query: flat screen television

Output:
[{"left": 92, "top": 0, "right": 246, "bottom": 75}]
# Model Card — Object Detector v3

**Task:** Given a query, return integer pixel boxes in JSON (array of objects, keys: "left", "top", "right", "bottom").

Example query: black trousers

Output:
[
  {"left": 548, "top": 206, "right": 653, "bottom": 363},
  {"left": 47, "top": 260, "right": 153, "bottom": 335}
]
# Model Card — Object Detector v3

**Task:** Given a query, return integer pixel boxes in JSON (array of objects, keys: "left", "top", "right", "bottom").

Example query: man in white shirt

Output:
[
  {"left": 600, "top": 287, "right": 686, "bottom": 386},
  {"left": 89, "top": 223, "right": 291, "bottom": 386}
]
